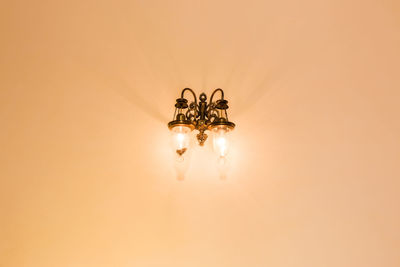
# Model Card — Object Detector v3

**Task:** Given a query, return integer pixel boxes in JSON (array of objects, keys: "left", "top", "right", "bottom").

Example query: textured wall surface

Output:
[{"left": 1, "top": 0, "right": 400, "bottom": 266}]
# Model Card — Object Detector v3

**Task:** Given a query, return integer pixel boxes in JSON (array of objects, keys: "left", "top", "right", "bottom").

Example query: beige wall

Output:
[{"left": 1, "top": 0, "right": 400, "bottom": 266}]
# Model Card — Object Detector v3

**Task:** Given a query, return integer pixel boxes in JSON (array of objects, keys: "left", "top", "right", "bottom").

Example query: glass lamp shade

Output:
[
  {"left": 170, "top": 125, "right": 192, "bottom": 161},
  {"left": 211, "top": 125, "right": 231, "bottom": 158}
]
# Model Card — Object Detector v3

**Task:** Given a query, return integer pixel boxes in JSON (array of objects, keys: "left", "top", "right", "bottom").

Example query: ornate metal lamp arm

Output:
[
  {"left": 181, "top": 88, "right": 198, "bottom": 118},
  {"left": 181, "top": 88, "right": 197, "bottom": 105},
  {"left": 209, "top": 88, "right": 224, "bottom": 105},
  {"left": 206, "top": 88, "right": 223, "bottom": 121}
]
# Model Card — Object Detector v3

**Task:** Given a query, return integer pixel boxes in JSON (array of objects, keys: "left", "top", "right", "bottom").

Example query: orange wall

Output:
[{"left": 1, "top": 0, "right": 400, "bottom": 266}]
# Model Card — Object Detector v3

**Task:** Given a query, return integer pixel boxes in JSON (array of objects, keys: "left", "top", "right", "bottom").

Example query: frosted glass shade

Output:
[
  {"left": 212, "top": 125, "right": 231, "bottom": 158},
  {"left": 170, "top": 125, "right": 192, "bottom": 161}
]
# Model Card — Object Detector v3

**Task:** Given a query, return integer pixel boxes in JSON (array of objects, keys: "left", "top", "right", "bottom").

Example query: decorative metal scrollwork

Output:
[{"left": 168, "top": 88, "right": 235, "bottom": 146}]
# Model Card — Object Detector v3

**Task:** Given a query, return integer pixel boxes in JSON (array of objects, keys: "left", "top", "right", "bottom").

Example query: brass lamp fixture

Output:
[{"left": 168, "top": 88, "right": 235, "bottom": 162}]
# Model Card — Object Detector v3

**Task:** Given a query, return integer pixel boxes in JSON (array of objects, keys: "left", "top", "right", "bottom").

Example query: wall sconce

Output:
[{"left": 168, "top": 88, "right": 235, "bottom": 165}]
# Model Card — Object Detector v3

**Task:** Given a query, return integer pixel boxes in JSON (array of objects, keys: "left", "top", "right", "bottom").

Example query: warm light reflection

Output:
[{"left": 217, "top": 156, "right": 228, "bottom": 180}]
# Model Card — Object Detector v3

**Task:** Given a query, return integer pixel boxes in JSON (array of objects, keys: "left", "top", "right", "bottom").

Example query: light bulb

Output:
[
  {"left": 212, "top": 125, "right": 230, "bottom": 158},
  {"left": 170, "top": 125, "right": 191, "bottom": 161}
]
